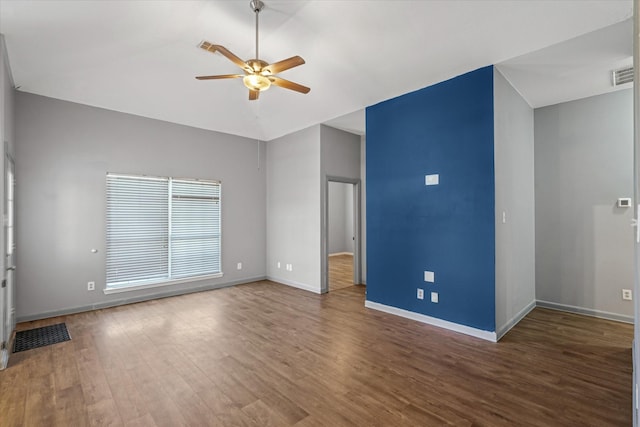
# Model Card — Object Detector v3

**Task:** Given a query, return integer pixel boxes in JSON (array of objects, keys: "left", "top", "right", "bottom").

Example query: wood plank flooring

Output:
[
  {"left": 0, "top": 281, "right": 633, "bottom": 426},
  {"left": 328, "top": 254, "right": 354, "bottom": 291}
]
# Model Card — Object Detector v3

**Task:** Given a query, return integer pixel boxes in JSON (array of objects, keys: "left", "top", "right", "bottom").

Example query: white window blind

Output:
[
  {"left": 106, "top": 174, "right": 221, "bottom": 289},
  {"left": 170, "top": 179, "right": 221, "bottom": 278}
]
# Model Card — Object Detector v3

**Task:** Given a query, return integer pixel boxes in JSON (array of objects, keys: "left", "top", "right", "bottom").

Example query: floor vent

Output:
[
  {"left": 613, "top": 66, "right": 633, "bottom": 86},
  {"left": 13, "top": 323, "right": 71, "bottom": 353}
]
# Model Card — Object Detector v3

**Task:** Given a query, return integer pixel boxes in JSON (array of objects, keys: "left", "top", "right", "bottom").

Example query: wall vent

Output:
[{"left": 613, "top": 66, "right": 633, "bottom": 86}]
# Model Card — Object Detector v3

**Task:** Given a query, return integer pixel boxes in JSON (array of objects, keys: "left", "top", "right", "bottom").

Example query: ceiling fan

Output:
[{"left": 196, "top": 0, "right": 310, "bottom": 101}]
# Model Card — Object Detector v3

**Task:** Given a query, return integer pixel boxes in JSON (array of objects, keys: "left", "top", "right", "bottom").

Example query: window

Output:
[{"left": 106, "top": 173, "right": 221, "bottom": 291}]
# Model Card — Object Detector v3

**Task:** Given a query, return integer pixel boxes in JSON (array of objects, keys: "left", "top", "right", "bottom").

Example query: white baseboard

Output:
[
  {"left": 496, "top": 299, "right": 536, "bottom": 340},
  {"left": 329, "top": 252, "right": 353, "bottom": 257},
  {"left": 266, "top": 276, "right": 321, "bottom": 294},
  {"left": 0, "top": 348, "right": 8, "bottom": 370},
  {"left": 536, "top": 300, "right": 633, "bottom": 324},
  {"left": 364, "top": 300, "right": 497, "bottom": 342},
  {"left": 17, "top": 276, "right": 267, "bottom": 323}
]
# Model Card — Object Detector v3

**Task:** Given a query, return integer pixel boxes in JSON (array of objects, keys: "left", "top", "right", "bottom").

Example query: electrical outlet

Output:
[
  {"left": 87, "top": 281, "right": 95, "bottom": 291},
  {"left": 417, "top": 288, "right": 424, "bottom": 300},
  {"left": 622, "top": 289, "right": 632, "bottom": 301},
  {"left": 237, "top": 262, "right": 242, "bottom": 270},
  {"left": 277, "top": 261, "right": 281, "bottom": 269},
  {"left": 431, "top": 292, "right": 439, "bottom": 303}
]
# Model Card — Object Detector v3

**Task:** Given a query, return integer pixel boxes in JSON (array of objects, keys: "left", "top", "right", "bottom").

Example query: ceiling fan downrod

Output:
[{"left": 250, "top": 0, "right": 265, "bottom": 60}]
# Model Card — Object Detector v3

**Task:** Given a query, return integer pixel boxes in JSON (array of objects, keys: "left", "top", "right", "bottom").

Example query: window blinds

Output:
[
  {"left": 106, "top": 174, "right": 221, "bottom": 289},
  {"left": 170, "top": 179, "right": 221, "bottom": 278}
]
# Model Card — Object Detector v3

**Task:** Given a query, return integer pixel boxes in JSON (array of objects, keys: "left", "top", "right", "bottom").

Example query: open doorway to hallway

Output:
[
  {"left": 329, "top": 254, "right": 354, "bottom": 291},
  {"left": 325, "top": 179, "right": 362, "bottom": 292},
  {"left": 328, "top": 181, "right": 354, "bottom": 291}
]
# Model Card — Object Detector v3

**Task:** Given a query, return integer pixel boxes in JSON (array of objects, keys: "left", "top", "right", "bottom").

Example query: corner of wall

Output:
[
  {"left": 534, "top": 89, "right": 633, "bottom": 320},
  {"left": 493, "top": 66, "right": 536, "bottom": 334},
  {"left": 265, "top": 125, "right": 322, "bottom": 293}
]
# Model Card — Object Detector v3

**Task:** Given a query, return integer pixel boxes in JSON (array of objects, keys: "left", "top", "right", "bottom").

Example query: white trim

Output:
[
  {"left": 536, "top": 300, "right": 634, "bottom": 324},
  {"left": 329, "top": 252, "right": 353, "bottom": 257},
  {"left": 19, "top": 276, "right": 265, "bottom": 322},
  {"left": 0, "top": 348, "right": 8, "bottom": 370},
  {"left": 103, "top": 272, "right": 224, "bottom": 294},
  {"left": 322, "top": 176, "right": 362, "bottom": 294},
  {"left": 267, "top": 276, "right": 321, "bottom": 294},
  {"left": 364, "top": 300, "right": 497, "bottom": 342},
  {"left": 496, "top": 300, "right": 536, "bottom": 340}
]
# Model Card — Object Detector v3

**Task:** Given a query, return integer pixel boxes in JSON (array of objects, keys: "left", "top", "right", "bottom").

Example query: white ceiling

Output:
[
  {"left": 498, "top": 18, "right": 633, "bottom": 108},
  {"left": 327, "top": 17, "right": 634, "bottom": 135},
  {"left": 0, "top": 1, "right": 633, "bottom": 141}
]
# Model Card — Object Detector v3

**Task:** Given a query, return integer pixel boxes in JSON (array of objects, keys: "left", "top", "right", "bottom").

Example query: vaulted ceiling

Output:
[{"left": 0, "top": 1, "right": 633, "bottom": 140}]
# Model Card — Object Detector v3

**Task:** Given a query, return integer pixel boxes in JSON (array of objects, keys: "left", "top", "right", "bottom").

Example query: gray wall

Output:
[
  {"left": 328, "top": 181, "right": 354, "bottom": 254},
  {"left": 321, "top": 125, "right": 362, "bottom": 180},
  {"left": 493, "top": 69, "right": 536, "bottom": 338},
  {"left": 535, "top": 89, "right": 633, "bottom": 321},
  {"left": 15, "top": 92, "right": 266, "bottom": 320},
  {"left": 266, "top": 125, "right": 321, "bottom": 292},
  {"left": 265, "top": 124, "right": 362, "bottom": 294},
  {"left": 1, "top": 37, "right": 14, "bottom": 157},
  {"left": 1, "top": 34, "right": 15, "bottom": 331}
]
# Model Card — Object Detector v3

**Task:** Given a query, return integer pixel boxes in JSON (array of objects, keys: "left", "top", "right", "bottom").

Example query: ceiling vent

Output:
[{"left": 613, "top": 66, "right": 633, "bottom": 86}]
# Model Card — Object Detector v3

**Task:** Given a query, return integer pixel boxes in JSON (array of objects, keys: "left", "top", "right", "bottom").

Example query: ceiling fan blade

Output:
[
  {"left": 199, "top": 41, "right": 252, "bottom": 72},
  {"left": 195, "top": 74, "right": 244, "bottom": 80},
  {"left": 268, "top": 76, "right": 310, "bottom": 94},
  {"left": 249, "top": 90, "right": 259, "bottom": 101},
  {"left": 263, "top": 56, "right": 305, "bottom": 75}
]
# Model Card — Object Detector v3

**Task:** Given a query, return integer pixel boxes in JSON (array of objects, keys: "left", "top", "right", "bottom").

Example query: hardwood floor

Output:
[
  {"left": 0, "top": 281, "right": 633, "bottom": 426},
  {"left": 328, "top": 254, "right": 354, "bottom": 291}
]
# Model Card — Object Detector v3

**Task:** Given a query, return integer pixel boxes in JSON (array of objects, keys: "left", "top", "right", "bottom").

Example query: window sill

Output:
[{"left": 103, "top": 272, "right": 224, "bottom": 295}]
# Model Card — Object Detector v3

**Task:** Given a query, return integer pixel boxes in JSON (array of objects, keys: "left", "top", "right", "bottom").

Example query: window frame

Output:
[{"left": 104, "top": 173, "right": 223, "bottom": 294}]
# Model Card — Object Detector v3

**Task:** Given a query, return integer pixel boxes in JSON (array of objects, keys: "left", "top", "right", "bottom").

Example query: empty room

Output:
[{"left": 0, "top": 1, "right": 639, "bottom": 426}]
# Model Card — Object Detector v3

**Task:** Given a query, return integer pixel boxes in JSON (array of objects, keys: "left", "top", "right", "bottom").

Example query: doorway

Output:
[
  {"left": 322, "top": 176, "right": 361, "bottom": 293},
  {"left": 328, "top": 181, "right": 354, "bottom": 290}
]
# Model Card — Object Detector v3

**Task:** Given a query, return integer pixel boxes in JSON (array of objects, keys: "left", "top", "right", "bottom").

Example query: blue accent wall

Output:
[{"left": 366, "top": 66, "right": 495, "bottom": 331}]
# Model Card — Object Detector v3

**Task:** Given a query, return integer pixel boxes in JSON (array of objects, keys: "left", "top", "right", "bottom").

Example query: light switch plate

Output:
[
  {"left": 431, "top": 292, "right": 439, "bottom": 303},
  {"left": 424, "top": 271, "right": 434, "bottom": 283},
  {"left": 425, "top": 174, "right": 439, "bottom": 186},
  {"left": 618, "top": 198, "right": 632, "bottom": 208}
]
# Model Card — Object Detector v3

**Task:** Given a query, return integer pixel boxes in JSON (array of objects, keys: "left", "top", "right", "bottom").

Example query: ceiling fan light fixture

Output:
[
  {"left": 196, "top": 0, "right": 309, "bottom": 99},
  {"left": 243, "top": 74, "right": 271, "bottom": 91}
]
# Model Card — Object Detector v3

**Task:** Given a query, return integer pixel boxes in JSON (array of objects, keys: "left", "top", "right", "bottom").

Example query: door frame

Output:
[
  {"left": 0, "top": 144, "right": 13, "bottom": 370},
  {"left": 633, "top": 0, "right": 639, "bottom": 422},
  {"left": 321, "top": 176, "right": 361, "bottom": 293}
]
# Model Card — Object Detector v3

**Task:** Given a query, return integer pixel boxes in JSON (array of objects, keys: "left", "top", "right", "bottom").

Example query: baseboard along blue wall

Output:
[{"left": 366, "top": 66, "right": 496, "bottom": 332}]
